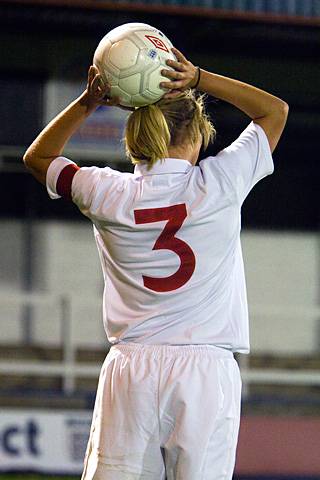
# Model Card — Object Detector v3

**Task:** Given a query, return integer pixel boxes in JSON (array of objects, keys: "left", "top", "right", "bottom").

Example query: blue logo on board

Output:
[{"left": 0, "top": 420, "right": 40, "bottom": 456}]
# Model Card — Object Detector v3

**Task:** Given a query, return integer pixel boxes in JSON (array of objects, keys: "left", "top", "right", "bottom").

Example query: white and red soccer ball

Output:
[{"left": 93, "top": 23, "right": 176, "bottom": 108}]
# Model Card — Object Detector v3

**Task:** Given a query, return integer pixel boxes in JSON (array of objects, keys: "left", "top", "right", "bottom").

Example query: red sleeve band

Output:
[{"left": 56, "top": 164, "right": 80, "bottom": 201}]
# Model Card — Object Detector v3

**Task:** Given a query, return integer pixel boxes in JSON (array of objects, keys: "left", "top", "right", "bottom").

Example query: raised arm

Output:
[
  {"left": 161, "top": 48, "right": 289, "bottom": 153},
  {"left": 23, "top": 66, "right": 118, "bottom": 185}
]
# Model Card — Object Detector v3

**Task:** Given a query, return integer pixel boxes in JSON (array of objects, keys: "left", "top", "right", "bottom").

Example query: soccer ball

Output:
[{"left": 93, "top": 23, "right": 176, "bottom": 108}]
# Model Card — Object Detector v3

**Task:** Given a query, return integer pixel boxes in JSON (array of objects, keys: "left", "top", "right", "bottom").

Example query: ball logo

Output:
[
  {"left": 145, "top": 35, "right": 169, "bottom": 52},
  {"left": 94, "top": 25, "right": 175, "bottom": 106},
  {"left": 147, "top": 49, "right": 157, "bottom": 60}
]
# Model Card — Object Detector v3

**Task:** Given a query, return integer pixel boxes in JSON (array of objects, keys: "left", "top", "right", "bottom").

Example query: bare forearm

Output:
[
  {"left": 197, "top": 69, "right": 288, "bottom": 152},
  {"left": 163, "top": 48, "right": 288, "bottom": 152},
  {"left": 198, "top": 69, "right": 287, "bottom": 119},
  {"left": 23, "top": 66, "right": 121, "bottom": 186},
  {"left": 23, "top": 91, "right": 95, "bottom": 163}
]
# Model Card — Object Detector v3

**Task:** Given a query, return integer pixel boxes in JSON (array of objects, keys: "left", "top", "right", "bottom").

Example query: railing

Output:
[
  {"left": 0, "top": 145, "right": 126, "bottom": 169},
  {"left": 115, "top": 0, "right": 320, "bottom": 17},
  {"left": 4, "top": 0, "right": 320, "bottom": 22},
  {"left": 1, "top": 292, "right": 320, "bottom": 396}
]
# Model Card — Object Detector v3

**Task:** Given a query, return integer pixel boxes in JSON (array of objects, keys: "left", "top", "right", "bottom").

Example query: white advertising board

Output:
[
  {"left": 44, "top": 79, "right": 129, "bottom": 163},
  {"left": 0, "top": 409, "right": 92, "bottom": 474}
]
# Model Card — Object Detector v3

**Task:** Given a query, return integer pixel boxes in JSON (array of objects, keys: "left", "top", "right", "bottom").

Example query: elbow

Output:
[
  {"left": 270, "top": 100, "right": 289, "bottom": 130},
  {"left": 281, "top": 100, "right": 289, "bottom": 117},
  {"left": 23, "top": 153, "right": 31, "bottom": 168},
  {"left": 23, "top": 148, "right": 34, "bottom": 169},
  {"left": 23, "top": 149, "right": 43, "bottom": 171},
  {"left": 23, "top": 151, "right": 41, "bottom": 179},
  {"left": 277, "top": 100, "right": 289, "bottom": 122}
]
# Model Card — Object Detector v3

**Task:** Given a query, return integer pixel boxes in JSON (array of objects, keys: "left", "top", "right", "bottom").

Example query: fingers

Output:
[
  {"left": 165, "top": 59, "right": 187, "bottom": 72},
  {"left": 88, "top": 66, "right": 95, "bottom": 84},
  {"left": 90, "top": 65, "right": 99, "bottom": 74},
  {"left": 92, "top": 78, "right": 105, "bottom": 98},
  {"left": 104, "top": 95, "right": 120, "bottom": 107},
  {"left": 164, "top": 89, "right": 183, "bottom": 99},
  {"left": 161, "top": 47, "right": 197, "bottom": 96},
  {"left": 160, "top": 79, "right": 184, "bottom": 90},
  {"left": 88, "top": 65, "right": 99, "bottom": 84},
  {"left": 89, "top": 71, "right": 111, "bottom": 101},
  {"left": 86, "top": 65, "right": 126, "bottom": 109},
  {"left": 161, "top": 69, "right": 185, "bottom": 80},
  {"left": 91, "top": 74, "right": 101, "bottom": 93},
  {"left": 160, "top": 66, "right": 194, "bottom": 90},
  {"left": 100, "top": 94, "right": 131, "bottom": 110},
  {"left": 171, "top": 47, "right": 188, "bottom": 64}
]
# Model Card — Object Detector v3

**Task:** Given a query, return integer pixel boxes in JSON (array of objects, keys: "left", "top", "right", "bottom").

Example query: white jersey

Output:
[{"left": 47, "top": 121, "right": 273, "bottom": 353}]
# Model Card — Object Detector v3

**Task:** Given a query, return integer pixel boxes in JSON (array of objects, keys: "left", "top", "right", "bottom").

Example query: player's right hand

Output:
[
  {"left": 85, "top": 66, "right": 135, "bottom": 111},
  {"left": 86, "top": 65, "right": 121, "bottom": 108},
  {"left": 160, "top": 47, "right": 199, "bottom": 99}
]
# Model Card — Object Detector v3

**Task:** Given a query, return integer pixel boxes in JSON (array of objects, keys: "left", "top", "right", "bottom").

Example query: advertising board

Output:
[
  {"left": 44, "top": 79, "right": 129, "bottom": 163},
  {"left": 1, "top": 410, "right": 320, "bottom": 476},
  {"left": 0, "top": 409, "right": 91, "bottom": 474}
]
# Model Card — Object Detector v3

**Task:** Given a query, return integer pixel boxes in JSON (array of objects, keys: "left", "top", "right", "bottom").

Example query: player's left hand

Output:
[{"left": 160, "top": 47, "right": 199, "bottom": 99}]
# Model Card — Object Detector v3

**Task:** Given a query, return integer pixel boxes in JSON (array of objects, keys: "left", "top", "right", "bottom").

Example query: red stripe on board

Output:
[
  {"left": 56, "top": 164, "right": 80, "bottom": 200},
  {"left": 235, "top": 416, "right": 320, "bottom": 475},
  {"left": 6, "top": 1, "right": 320, "bottom": 27}
]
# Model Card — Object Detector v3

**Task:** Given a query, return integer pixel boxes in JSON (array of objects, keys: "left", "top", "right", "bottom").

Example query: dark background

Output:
[{"left": 0, "top": 1, "right": 319, "bottom": 230}]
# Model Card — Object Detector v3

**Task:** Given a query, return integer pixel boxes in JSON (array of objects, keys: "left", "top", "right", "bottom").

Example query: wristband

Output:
[{"left": 192, "top": 67, "right": 201, "bottom": 89}]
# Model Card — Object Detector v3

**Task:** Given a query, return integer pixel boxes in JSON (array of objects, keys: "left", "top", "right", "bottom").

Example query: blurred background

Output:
[{"left": 0, "top": 0, "right": 319, "bottom": 478}]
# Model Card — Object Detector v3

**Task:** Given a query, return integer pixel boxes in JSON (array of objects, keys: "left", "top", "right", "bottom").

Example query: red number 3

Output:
[{"left": 134, "top": 203, "right": 196, "bottom": 292}]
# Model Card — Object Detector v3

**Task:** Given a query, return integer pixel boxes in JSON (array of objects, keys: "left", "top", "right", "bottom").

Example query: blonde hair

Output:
[{"left": 125, "top": 90, "right": 216, "bottom": 169}]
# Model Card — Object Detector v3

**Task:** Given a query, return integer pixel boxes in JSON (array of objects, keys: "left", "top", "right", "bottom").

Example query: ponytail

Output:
[
  {"left": 125, "top": 90, "right": 215, "bottom": 169},
  {"left": 125, "top": 104, "right": 170, "bottom": 169}
]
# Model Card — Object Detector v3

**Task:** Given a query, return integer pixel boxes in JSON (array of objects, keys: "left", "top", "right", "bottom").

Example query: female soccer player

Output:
[{"left": 23, "top": 47, "right": 288, "bottom": 480}]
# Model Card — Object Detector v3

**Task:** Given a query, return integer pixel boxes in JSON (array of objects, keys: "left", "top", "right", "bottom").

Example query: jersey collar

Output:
[{"left": 134, "top": 158, "right": 193, "bottom": 176}]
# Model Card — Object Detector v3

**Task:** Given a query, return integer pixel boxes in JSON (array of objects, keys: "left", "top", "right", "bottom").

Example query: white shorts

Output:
[{"left": 82, "top": 343, "right": 242, "bottom": 480}]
